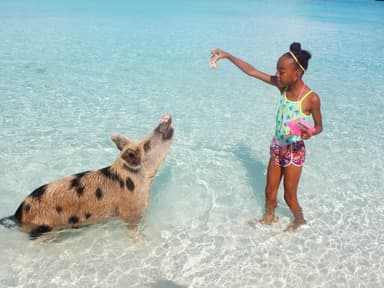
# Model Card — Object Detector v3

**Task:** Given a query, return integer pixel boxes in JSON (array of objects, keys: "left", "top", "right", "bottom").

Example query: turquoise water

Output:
[{"left": 1, "top": 0, "right": 384, "bottom": 287}]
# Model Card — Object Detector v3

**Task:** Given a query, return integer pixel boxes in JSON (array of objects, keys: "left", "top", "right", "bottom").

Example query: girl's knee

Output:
[{"left": 265, "top": 186, "right": 278, "bottom": 202}]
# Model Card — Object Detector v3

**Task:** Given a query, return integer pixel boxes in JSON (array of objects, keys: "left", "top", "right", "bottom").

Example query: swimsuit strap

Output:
[{"left": 299, "top": 90, "right": 312, "bottom": 102}]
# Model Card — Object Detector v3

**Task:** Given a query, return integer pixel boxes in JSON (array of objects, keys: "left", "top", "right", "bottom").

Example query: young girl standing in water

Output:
[{"left": 211, "top": 43, "right": 323, "bottom": 232}]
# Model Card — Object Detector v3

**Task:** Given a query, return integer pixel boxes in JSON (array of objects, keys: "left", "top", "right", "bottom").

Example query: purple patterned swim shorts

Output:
[{"left": 270, "top": 138, "right": 306, "bottom": 167}]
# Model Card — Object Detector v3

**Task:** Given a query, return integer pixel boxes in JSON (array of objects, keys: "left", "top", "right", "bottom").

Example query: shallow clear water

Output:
[{"left": 1, "top": 0, "right": 384, "bottom": 287}]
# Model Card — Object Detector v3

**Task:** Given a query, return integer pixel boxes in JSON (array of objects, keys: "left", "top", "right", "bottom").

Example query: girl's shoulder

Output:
[
  {"left": 303, "top": 87, "right": 320, "bottom": 102},
  {"left": 308, "top": 90, "right": 320, "bottom": 104},
  {"left": 301, "top": 88, "right": 320, "bottom": 114}
]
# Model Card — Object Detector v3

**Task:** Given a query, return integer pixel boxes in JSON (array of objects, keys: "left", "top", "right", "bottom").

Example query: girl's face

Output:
[{"left": 275, "top": 55, "right": 301, "bottom": 88}]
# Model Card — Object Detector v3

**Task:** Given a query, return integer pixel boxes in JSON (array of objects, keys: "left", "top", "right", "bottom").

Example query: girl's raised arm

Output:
[{"left": 211, "top": 49, "right": 278, "bottom": 87}]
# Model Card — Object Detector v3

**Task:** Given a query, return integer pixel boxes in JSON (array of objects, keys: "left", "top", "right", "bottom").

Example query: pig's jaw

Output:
[{"left": 141, "top": 147, "right": 170, "bottom": 179}]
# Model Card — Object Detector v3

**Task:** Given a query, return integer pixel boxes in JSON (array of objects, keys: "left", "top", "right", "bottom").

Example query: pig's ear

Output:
[{"left": 111, "top": 134, "right": 130, "bottom": 151}]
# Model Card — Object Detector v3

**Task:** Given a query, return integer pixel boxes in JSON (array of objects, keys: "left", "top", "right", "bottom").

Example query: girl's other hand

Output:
[{"left": 301, "top": 131, "right": 312, "bottom": 140}]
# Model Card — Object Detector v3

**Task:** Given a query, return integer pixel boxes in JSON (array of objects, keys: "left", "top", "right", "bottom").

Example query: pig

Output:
[{"left": 0, "top": 114, "right": 174, "bottom": 239}]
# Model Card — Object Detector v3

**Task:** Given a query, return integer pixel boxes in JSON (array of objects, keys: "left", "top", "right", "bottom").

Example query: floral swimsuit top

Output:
[{"left": 274, "top": 89, "right": 312, "bottom": 145}]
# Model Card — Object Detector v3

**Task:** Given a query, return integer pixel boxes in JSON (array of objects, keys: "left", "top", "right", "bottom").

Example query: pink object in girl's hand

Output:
[{"left": 287, "top": 118, "right": 316, "bottom": 136}]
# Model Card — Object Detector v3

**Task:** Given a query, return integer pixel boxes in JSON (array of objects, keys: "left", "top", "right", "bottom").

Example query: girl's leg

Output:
[
  {"left": 282, "top": 165, "right": 306, "bottom": 231},
  {"left": 259, "top": 158, "right": 283, "bottom": 224}
]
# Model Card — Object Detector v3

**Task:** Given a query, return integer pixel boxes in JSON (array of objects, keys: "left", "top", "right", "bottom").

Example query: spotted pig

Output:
[{"left": 1, "top": 114, "right": 174, "bottom": 239}]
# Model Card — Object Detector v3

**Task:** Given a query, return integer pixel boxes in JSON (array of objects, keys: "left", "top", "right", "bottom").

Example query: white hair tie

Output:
[{"left": 289, "top": 51, "right": 305, "bottom": 72}]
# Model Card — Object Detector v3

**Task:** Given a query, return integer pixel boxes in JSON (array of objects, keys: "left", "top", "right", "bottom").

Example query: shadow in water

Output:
[
  {"left": 23, "top": 62, "right": 47, "bottom": 74},
  {"left": 147, "top": 280, "right": 188, "bottom": 288},
  {"left": 233, "top": 143, "right": 266, "bottom": 206}
]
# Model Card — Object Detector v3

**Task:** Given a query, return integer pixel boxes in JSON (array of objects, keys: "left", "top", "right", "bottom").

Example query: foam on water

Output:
[{"left": 1, "top": 0, "right": 384, "bottom": 287}]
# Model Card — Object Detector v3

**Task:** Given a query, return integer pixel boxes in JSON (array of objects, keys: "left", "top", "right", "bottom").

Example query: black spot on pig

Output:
[
  {"left": 84, "top": 212, "right": 92, "bottom": 219},
  {"left": 24, "top": 204, "right": 31, "bottom": 213},
  {"left": 100, "top": 166, "right": 124, "bottom": 188},
  {"left": 73, "top": 171, "right": 90, "bottom": 178},
  {"left": 126, "top": 177, "right": 135, "bottom": 192},
  {"left": 68, "top": 216, "right": 79, "bottom": 225},
  {"left": 71, "top": 172, "right": 87, "bottom": 186},
  {"left": 14, "top": 202, "right": 25, "bottom": 222},
  {"left": 70, "top": 172, "right": 90, "bottom": 197},
  {"left": 29, "top": 225, "right": 52, "bottom": 239},
  {"left": 95, "top": 188, "right": 103, "bottom": 200},
  {"left": 30, "top": 185, "right": 47, "bottom": 201},
  {"left": 56, "top": 205, "right": 63, "bottom": 214},
  {"left": 144, "top": 140, "right": 151, "bottom": 152},
  {"left": 14, "top": 202, "right": 31, "bottom": 223},
  {"left": 71, "top": 177, "right": 80, "bottom": 188},
  {"left": 76, "top": 186, "right": 85, "bottom": 197}
]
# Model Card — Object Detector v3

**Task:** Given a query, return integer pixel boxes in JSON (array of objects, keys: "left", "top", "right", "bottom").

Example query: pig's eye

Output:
[{"left": 144, "top": 140, "right": 151, "bottom": 152}]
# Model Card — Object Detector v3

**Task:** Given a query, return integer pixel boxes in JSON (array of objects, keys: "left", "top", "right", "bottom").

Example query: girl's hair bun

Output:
[
  {"left": 290, "top": 42, "right": 302, "bottom": 53},
  {"left": 288, "top": 42, "right": 311, "bottom": 71}
]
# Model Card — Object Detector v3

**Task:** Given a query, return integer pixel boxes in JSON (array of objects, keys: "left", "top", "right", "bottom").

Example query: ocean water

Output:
[{"left": 1, "top": 0, "right": 384, "bottom": 287}]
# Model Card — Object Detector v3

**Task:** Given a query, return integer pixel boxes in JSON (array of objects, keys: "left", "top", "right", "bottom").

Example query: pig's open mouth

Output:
[{"left": 156, "top": 114, "right": 174, "bottom": 140}]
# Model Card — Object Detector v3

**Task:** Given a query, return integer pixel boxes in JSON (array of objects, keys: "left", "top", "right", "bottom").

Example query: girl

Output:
[{"left": 211, "top": 43, "right": 323, "bottom": 232}]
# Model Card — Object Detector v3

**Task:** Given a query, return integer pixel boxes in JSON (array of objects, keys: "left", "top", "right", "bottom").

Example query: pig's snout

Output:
[{"left": 156, "top": 114, "right": 174, "bottom": 140}]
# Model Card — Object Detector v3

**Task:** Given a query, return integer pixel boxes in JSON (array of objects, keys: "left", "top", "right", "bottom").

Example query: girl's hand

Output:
[
  {"left": 301, "top": 131, "right": 312, "bottom": 140},
  {"left": 211, "top": 49, "right": 229, "bottom": 62},
  {"left": 210, "top": 49, "right": 229, "bottom": 68}
]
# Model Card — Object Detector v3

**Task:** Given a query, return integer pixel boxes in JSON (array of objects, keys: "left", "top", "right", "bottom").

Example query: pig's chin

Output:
[{"left": 123, "top": 162, "right": 142, "bottom": 172}]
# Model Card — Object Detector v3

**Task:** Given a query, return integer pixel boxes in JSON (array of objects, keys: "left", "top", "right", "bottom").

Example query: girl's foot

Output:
[
  {"left": 284, "top": 219, "right": 306, "bottom": 232},
  {"left": 248, "top": 214, "right": 278, "bottom": 226},
  {"left": 284, "top": 208, "right": 306, "bottom": 232}
]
